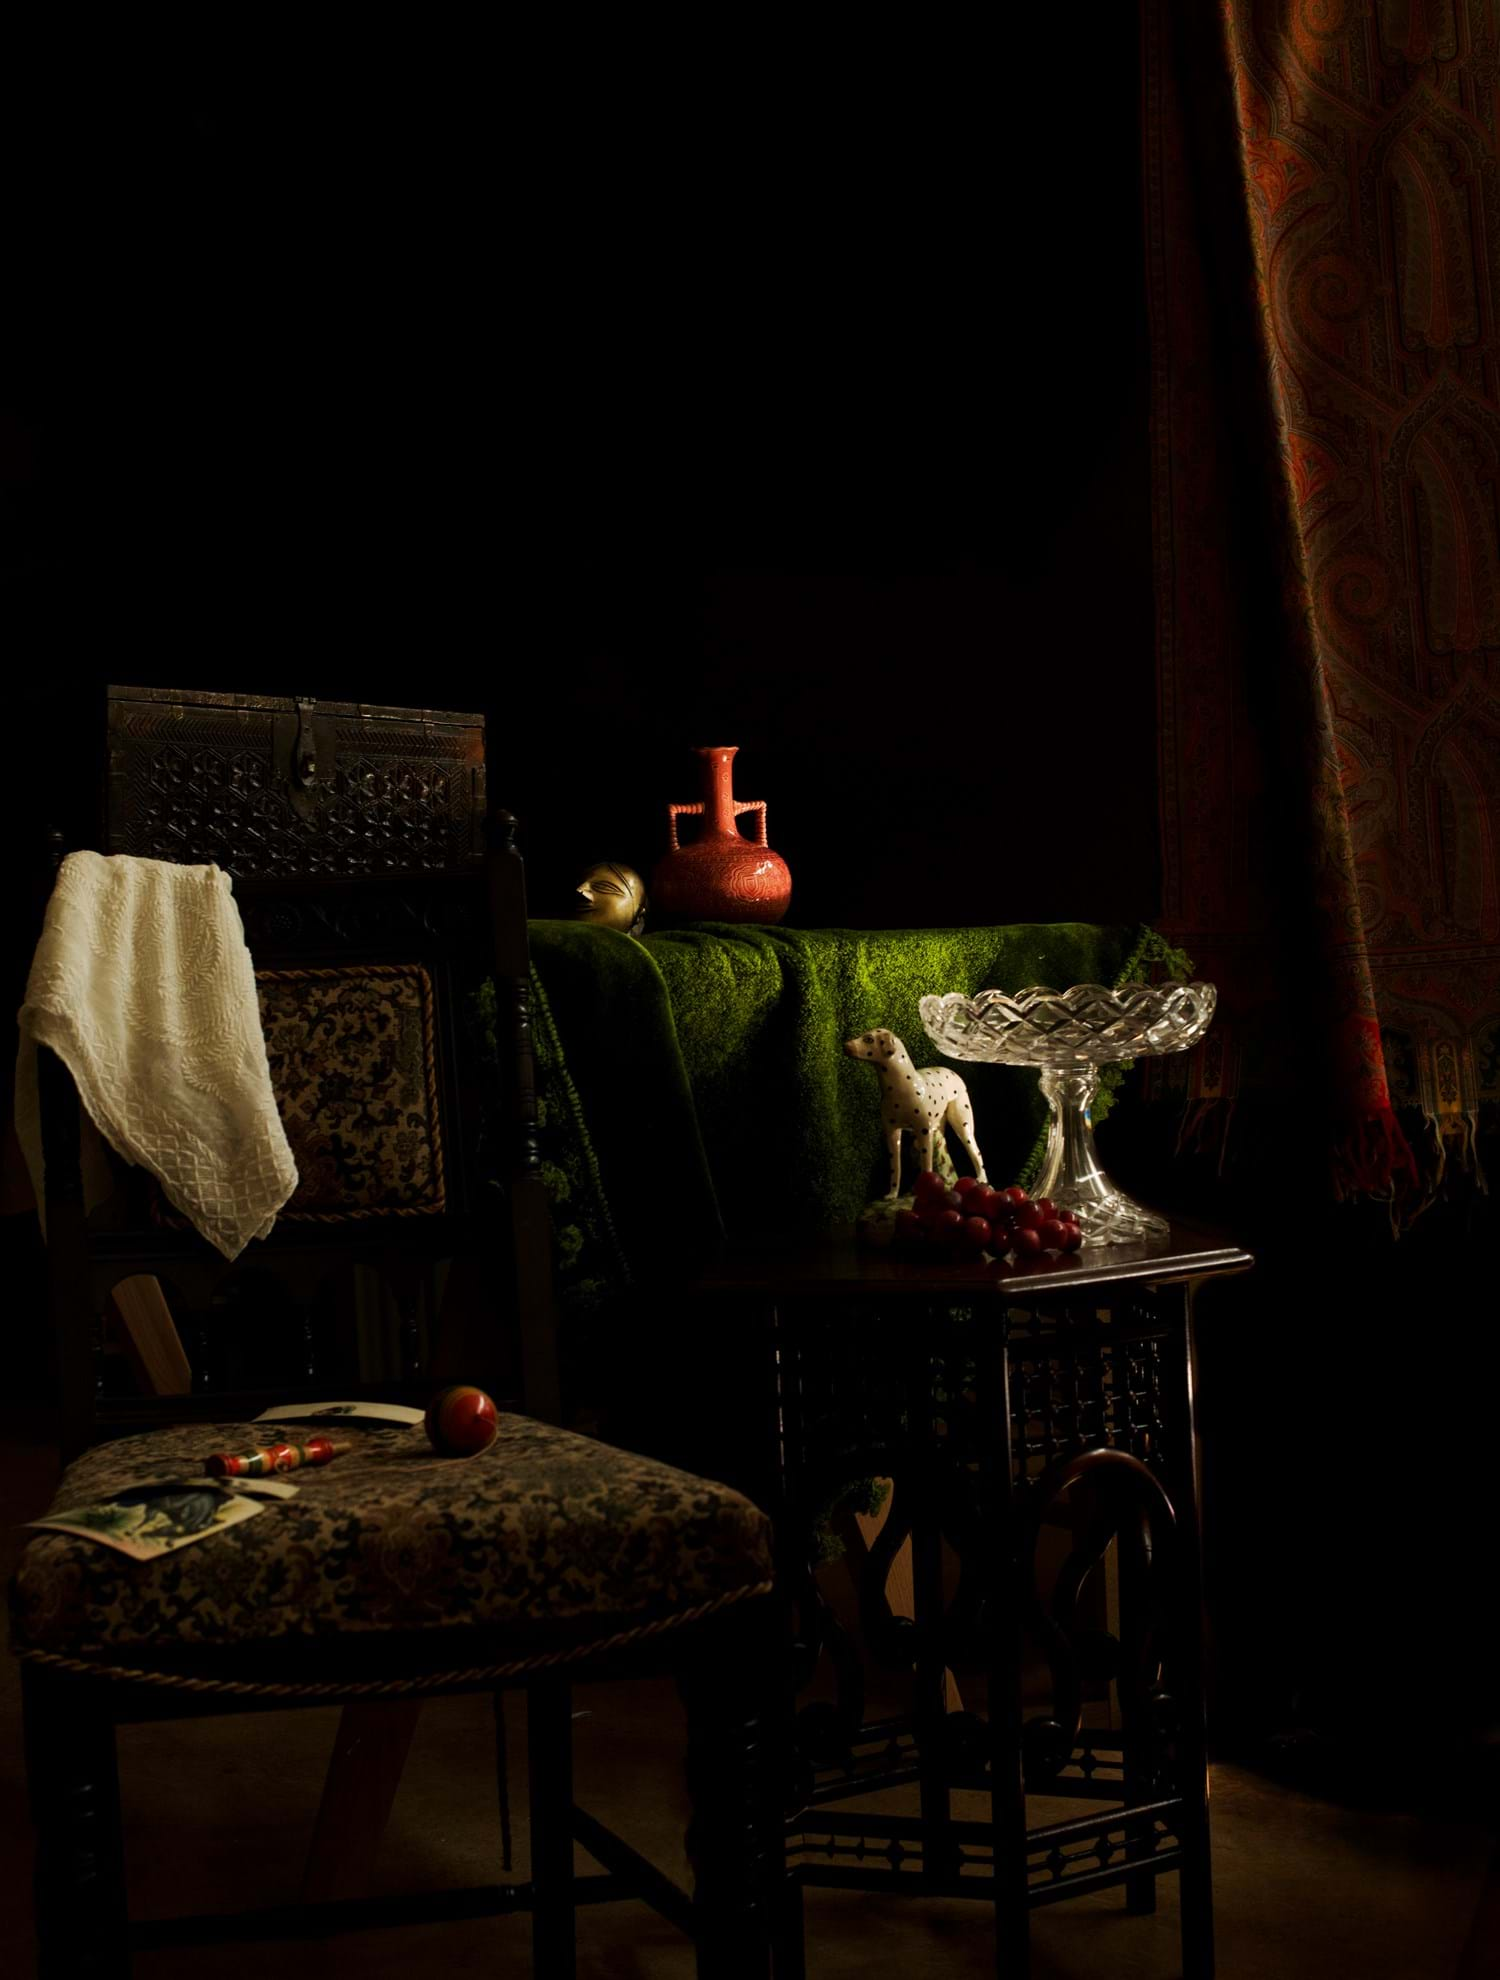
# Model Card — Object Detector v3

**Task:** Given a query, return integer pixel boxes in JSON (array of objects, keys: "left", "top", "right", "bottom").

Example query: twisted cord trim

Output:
[{"left": 17, "top": 1578, "right": 775, "bottom": 1699}]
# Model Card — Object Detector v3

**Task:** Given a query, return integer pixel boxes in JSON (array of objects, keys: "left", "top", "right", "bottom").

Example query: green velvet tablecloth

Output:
[{"left": 528, "top": 921, "right": 1188, "bottom": 1307}]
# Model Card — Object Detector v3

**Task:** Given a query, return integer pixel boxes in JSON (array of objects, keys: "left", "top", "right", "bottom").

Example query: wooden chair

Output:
[{"left": 12, "top": 685, "right": 787, "bottom": 1978}]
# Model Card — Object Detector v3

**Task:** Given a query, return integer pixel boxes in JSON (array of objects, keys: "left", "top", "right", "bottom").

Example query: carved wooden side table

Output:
[{"left": 698, "top": 1219, "right": 1251, "bottom": 1980}]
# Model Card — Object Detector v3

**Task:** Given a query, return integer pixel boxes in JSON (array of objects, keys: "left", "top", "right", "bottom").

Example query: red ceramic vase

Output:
[{"left": 651, "top": 746, "right": 793, "bottom": 924}]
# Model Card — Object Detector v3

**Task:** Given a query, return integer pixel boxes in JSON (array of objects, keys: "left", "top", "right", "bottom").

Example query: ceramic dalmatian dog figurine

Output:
[{"left": 845, "top": 1027, "right": 987, "bottom": 1200}]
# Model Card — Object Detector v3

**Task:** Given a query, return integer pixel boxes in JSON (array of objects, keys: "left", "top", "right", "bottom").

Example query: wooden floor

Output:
[{"left": 3, "top": 1419, "right": 1496, "bottom": 1979}]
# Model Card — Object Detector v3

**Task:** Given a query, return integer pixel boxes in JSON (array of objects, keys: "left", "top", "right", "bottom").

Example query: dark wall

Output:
[{"left": 4, "top": 21, "right": 1155, "bottom": 933}]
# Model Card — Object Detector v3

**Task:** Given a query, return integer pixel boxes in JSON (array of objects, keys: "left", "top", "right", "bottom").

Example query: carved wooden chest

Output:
[{"left": 104, "top": 686, "right": 486, "bottom": 879}]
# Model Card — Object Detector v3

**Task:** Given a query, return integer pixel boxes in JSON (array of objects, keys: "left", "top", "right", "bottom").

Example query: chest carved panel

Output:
[{"left": 105, "top": 687, "right": 486, "bottom": 878}]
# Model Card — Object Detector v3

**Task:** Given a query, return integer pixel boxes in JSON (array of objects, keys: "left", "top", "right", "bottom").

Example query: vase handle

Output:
[
  {"left": 667, "top": 801, "right": 704, "bottom": 852},
  {"left": 733, "top": 799, "right": 768, "bottom": 847}
]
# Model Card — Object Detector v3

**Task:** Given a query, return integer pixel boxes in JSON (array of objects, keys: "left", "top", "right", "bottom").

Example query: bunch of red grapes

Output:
[{"left": 896, "top": 1171, "right": 1084, "bottom": 1262}]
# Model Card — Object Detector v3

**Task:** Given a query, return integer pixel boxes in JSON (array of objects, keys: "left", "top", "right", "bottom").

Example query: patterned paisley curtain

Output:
[{"left": 1143, "top": 0, "right": 1500, "bottom": 1214}]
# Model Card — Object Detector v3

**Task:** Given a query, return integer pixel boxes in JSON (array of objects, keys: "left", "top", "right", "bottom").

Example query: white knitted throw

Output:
[{"left": 15, "top": 852, "right": 299, "bottom": 1260}]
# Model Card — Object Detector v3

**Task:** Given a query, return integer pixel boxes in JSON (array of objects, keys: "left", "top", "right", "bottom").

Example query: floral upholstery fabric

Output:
[
  {"left": 10, "top": 1417, "right": 774, "bottom": 1683},
  {"left": 258, "top": 965, "right": 445, "bottom": 1217}
]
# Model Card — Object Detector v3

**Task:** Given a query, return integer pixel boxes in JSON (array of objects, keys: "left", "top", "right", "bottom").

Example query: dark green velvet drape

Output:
[{"left": 529, "top": 919, "right": 1185, "bottom": 1301}]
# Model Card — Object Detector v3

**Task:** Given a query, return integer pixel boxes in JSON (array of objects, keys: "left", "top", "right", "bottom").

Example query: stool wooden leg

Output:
[
  {"left": 527, "top": 1679, "right": 576, "bottom": 1979},
  {"left": 681, "top": 1655, "right": 781, "bottom": 1980},
  {"left": 22, "top": 1667, "right": 129, "bottom": 1980}
]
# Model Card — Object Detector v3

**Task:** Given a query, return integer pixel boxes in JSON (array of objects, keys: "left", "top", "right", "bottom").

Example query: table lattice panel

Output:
[
  {"left": 774, "top": 1281, "right": 1192, "bottom": 1891},
  {"left": 779, "top": 1291, "right": 1174, "bottom": 1502}
]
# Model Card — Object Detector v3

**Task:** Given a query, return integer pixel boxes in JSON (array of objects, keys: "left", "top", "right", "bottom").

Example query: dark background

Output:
[
  {"left": 13, "top": 38, "right": 1488, "bottom": 1799},
  {"left": 1, "top": 22, "right": 1155, "bottom": 932}
]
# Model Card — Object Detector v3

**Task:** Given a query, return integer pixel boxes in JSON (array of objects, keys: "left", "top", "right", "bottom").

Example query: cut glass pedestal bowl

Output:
[{"left": 919, "top": 981, "right": 1217, "bottom": 1246}]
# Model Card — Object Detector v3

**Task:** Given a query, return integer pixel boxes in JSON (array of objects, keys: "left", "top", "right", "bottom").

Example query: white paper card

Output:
[{"left": 254, "top": 1400, "right": 425, "bottom": 1427}]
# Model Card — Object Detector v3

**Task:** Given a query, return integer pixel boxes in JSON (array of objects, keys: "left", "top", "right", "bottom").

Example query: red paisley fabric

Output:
[{"left": 1144, "top": 0, "right": 1500, "bottom": 1208}]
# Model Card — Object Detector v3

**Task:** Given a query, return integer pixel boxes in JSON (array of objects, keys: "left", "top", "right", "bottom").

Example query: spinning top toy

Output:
[{"left": 425, "top": 1385, "right": 499, "bottom": 1457}]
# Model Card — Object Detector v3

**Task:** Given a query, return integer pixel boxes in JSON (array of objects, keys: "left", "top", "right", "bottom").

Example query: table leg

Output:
[
  {"left": 910, "top": 1314, "right": 956, "bottom": 1884},
  {"left": 1118, "top": 1511, "right": 1159, "bottom": 1916},
  {"left": 1175, "top": 1283, "right": 1215, "bottom": 1980},
  {"left": 986, "top": 1324, "right": 1030, "bottom": 1978},
  {"left": 847, "top": 1506, "right": 964, "bottom": 1715}
]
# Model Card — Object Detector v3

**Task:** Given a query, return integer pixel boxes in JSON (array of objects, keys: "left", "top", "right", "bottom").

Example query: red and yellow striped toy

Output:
[{"left": 204, "top": 1437, "right": 349, "bottom": 1478}]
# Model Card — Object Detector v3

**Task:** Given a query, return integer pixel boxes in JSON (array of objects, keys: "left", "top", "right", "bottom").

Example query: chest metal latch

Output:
[{"left": 292, "top": 698, "right": 318, "bottom": 788}]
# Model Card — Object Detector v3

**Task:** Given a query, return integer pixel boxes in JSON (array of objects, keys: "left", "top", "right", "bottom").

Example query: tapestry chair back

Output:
[{"left": 37, "top": 685, "right": 557, "bottom": 1458}]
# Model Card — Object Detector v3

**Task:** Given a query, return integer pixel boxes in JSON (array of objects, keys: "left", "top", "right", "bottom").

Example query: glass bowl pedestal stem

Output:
[
  {"left": 918, "top": 981, "right": 1218, "bottom": 1247},
  {"left": 1036, "top": 1064, "right": 1158, "bottom": 1241}
]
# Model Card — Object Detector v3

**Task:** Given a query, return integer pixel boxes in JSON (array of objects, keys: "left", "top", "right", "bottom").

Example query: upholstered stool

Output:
[{"left": 13, "top": 1415, "right": 784, "bottom": 1978}]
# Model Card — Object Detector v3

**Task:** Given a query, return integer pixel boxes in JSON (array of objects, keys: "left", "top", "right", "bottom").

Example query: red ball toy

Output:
[{"left": 425, "top": 1385, "right": 500, "bottom": 1458}]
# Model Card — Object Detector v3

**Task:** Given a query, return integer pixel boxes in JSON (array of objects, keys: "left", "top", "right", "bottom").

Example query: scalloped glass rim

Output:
[{"left": 919, "top": 979, "right": 1217, "bottom": 1068}]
